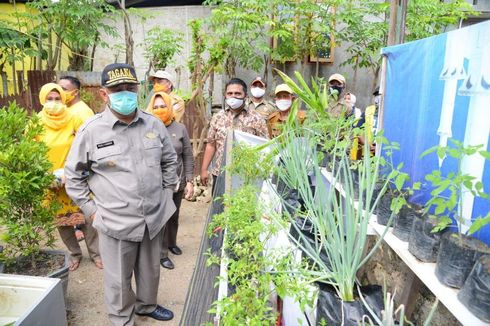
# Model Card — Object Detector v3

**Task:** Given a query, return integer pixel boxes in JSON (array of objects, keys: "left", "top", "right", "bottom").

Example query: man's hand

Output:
[
  {"left": 184, "top": 182, "right": 194, "bottom": 200},
  {"left": 201, "top": 170, "right": 209, "bottom": 187}
]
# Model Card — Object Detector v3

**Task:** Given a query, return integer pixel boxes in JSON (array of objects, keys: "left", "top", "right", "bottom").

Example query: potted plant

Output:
[
  {"left": 420, "top": 139, "right": 490, "bottom": 288},
  {"left": 392, "top": 181, "right": 423, "bottom": 242},
  {"left": 205, "top": 141, "right": 307, "bottom": 325},
  {"left": 264, "top": 70, "right": 406, "bottom": 325},
  {"left": 457, "top": 254, "right": 490, "bottom": 322},
  {"left": 274, "top": 126, "right": 403, "bottom": 325},
  {"left": 0, "top": 103, "right": 69, "bottom": 307}
]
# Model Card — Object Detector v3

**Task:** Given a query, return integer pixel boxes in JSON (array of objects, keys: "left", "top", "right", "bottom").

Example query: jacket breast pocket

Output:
[
  {"left": 93, "top": 145, "right": 124, "bottom": 170},
  {"left": 143, "top": 139, "right": 162, "bottom": 167}
]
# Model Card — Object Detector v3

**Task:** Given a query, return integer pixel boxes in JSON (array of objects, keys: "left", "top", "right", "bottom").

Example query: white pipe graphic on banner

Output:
[
  {"left": 437, "top": 29, "right": 468, "bottom": 168},
  {"left": 457, "top": 27, "right": 490, "bottom": 233}
]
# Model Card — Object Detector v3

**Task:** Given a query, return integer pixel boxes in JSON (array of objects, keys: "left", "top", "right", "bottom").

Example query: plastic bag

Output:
[
  {"left": 458, "top": 255, "right": 490, "bottom": 322},
  {"left": 375, "top": 192, "right": 392, "bottom": 226},
  {"left": 316, "top": 284, "right": 383, "bottom": 326},
  {"left": 393, "top": 203, "right": 421, "bottom": 241},
  {"left": 408, "top": 216, "right": 442, "bottom": 262},
  {"left": 435, "top": 233, "right": 490, "bottom": 288}
]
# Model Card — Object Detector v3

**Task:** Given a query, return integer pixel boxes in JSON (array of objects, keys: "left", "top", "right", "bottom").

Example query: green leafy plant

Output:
[
  {"left": 269, "top": 70, "right": 411, "bottom": 304},
  {"left": 206, "top": 185, "right": 279, "bottom": 325},
  {"left": 0, "top": 102, "right": 58, "bottom": 268},
  {"left": 143, "top": 26, "right": 184, "bottom": 71},
  {"left": 274, "top": 126, "right": 403, "bottom": 302},
  {"left": 206, "top": 141, "right": 311, "bottom": 324},
  {"left": 421, "top": 139, "right": 490, "bottom": 237},
  {"left": 24, "top": 0, "right": 117, "bottom": 70},
  {"left": 226, "top": 142, "right": 276, "bottom": 185}
]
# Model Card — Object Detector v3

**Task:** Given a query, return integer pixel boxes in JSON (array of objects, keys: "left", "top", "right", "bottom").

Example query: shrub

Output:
[{"left": 0, "top": 102, "right": 58, "bottom": 268}]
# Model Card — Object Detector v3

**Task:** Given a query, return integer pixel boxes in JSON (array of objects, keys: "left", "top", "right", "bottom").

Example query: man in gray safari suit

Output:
[{"left": 65, "top": 63, "right": 178, "bottom": 325}]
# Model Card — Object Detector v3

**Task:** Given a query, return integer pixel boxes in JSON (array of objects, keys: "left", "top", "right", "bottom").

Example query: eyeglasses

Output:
[{"left": 153, "top": 105, "right": 167, "bottom": 109}]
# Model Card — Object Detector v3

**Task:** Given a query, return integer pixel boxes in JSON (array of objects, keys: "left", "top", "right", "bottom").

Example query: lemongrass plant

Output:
[
  {"left": 276, "top": 127, "right": 402, "bottom": 302},
  {"left": 270, "top": 71, "right": 405, "bottom": 302}
]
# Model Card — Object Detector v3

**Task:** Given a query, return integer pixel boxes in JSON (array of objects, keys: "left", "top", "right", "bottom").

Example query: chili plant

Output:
[{"left": 421, "top": 139, "right": 490, "bottom": 237}]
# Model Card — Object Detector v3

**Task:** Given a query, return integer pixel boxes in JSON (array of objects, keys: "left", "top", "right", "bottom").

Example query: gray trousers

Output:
[
  {"left": 99, "top": 226, "right": 163, "bottom": 326},
  {"left": 57, "top": 217, "right": 100, "bottom": 262},
  {"left": 161, "top": 190, "right": 184, "bottom": 258}
]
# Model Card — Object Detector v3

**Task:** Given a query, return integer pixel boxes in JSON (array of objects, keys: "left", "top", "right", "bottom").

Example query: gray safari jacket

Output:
[{"left": 65, "top": 107, "right": 178, "bottom": 242}]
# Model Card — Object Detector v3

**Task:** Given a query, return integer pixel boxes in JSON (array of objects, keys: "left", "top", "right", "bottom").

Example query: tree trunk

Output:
[
  {"left": 90, "top": 34, "right": 98, "bottom": 71},
  {"left": 120, "top": 3, "right": 135, "bottom": 67},
  {"left": 11, "top": 50, "right": 17, "bottom": 95},
  {"left": 1, "top": 70, "right": 9, "bottom": 95}
]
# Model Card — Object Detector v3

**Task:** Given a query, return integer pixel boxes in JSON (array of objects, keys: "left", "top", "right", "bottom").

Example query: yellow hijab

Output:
[
  {"left": 38, "top": 83, "right": 70, "bottom": 130},
  {"left": 147, "top": 91, "right": 175, "bottom": 126}
]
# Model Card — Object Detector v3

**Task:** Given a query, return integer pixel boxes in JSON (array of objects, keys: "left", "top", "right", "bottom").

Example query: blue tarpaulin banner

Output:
[{"left": 382, "top": 21, "right": 490, "bottom": 245}]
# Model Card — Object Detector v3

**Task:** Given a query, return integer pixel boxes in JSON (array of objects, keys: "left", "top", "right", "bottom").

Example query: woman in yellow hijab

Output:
[
  {"left": 147, "top": 92, "right": 194, "bottom": 270},
  {"left": 38, "top": 83, "right": 102, "bottom": 271}
]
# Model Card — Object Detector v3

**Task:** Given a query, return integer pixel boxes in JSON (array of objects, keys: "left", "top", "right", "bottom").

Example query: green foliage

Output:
[
  {"left": 0, "top": 102, "right": 58, "bottom": 267},
  {"left": 0, "top": 22, "right": 35, "bottom": 75},
  {"left": 207, "top": 185, "right": 279, "bottom": 325},
  {"left": 143, "top": 27, "right": 184, "bottom": 70},
  {"left": 269, "top": 0, "right": 336, "bottom": 65},
  {"left": 335, "top": 0, "right": 476, "bottom": 78},
  {"left": 405, "top": 0, "right": 476, "bottom": 41},
  {"left": 421, "top": 139, "right": 490, "bottom": 235},
  {"left": 270, "top": 71, "right": 412, "bottom": 302},
  {"left": 226, "top": 143, "right": 276, "bottom": 185},
  {"left": 18, "top": 0, "right": 118, "bottom": 70},
  {"left": 204, "top": 0, "right": 272, "bottom": 75}
]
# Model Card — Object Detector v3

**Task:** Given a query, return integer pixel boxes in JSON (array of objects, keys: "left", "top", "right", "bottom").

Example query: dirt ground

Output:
[{"left": 59, "top": 199, "right": 210, "bottom": 326}]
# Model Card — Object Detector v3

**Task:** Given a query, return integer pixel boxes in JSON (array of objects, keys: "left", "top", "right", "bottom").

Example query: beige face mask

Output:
[{"left": 43, "top": 101, "right": 66, "bottom": 115}]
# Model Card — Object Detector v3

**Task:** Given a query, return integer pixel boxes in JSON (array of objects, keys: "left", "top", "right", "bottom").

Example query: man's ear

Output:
[{"left": 99, "top": 88, "right": 109, "bottom": 103}]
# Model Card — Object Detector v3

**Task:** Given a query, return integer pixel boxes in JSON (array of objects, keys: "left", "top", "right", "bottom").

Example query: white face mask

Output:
[
  {"left": 275, "top": 99, "right": 292, "bottom": 111},
  {"left": 251, "top": 87, "right": 266, "bottom": 98},
  {"left": 374, "top": 95, "right": 381, "bottom": 106},
  {"left": 226, "top": 97, "right": 244, "bottom": 110}
]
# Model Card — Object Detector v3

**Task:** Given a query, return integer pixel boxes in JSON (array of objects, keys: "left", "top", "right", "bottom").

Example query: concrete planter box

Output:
[{"left": 0, "top": 274, "right": 67, "bottom": 325}]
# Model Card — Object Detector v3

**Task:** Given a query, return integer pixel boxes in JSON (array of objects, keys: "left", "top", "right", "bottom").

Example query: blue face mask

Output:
[{"left": 108, "top": 91, "right": 138, "bottom": 116}]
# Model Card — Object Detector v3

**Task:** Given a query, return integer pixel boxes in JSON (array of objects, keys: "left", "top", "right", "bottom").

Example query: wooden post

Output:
[
  {"left": 398, "top": 265, "right": 423, "bottom": 319},
  {"left": 387, "top": 0, "right": 399, "bottom": 46}
]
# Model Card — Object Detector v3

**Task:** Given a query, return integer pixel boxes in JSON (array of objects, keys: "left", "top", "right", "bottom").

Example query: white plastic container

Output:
[{"left": 0, "top": 274, "right": 67, "bottom": 326}]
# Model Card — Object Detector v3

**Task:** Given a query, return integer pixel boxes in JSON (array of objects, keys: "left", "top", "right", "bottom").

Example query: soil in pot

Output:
[
  {"left": 4, "top": 252, "right": 65, "bottom": 276},
  {"left": 435, "top": 232, "right": 490, "bottom": 288},
  {"left": 316, "top": 283, "right": 383, "bottom": 326},
  {"left": 457, "top": 255, "right": 490, "bottom": 322},
  {"left": 393, "top": 202, "right": 422, "bottom": 242},
  {"left": 408, "top": 216, "right": 443, "bottom": 263}
]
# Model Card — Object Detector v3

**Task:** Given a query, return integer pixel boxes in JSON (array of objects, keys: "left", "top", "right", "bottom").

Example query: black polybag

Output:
[
  {"left": 289, "top": 217, "right": 331, "bottom": 270},
  {"left": 408, "top": 216, "right": 443, "bottom": 262},
  {"left": 458, "top": 255, "right": 490, "bottom": 322},
  {"left": 316, "top": 284, "right": 383, "bottom": 326},
  {"left": 435, "top": 233, "right": 490, "bottom": 288},
  {"left": 375, "top": 192, "right": 392, "bottom": 226},
  {"left": 393, "top": 203, "right": 420, "bottom": 241}
]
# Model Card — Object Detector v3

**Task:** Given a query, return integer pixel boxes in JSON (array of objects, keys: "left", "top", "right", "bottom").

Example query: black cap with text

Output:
[{"left": 101, "top": 63, "right": 139, "bottom": 87}]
